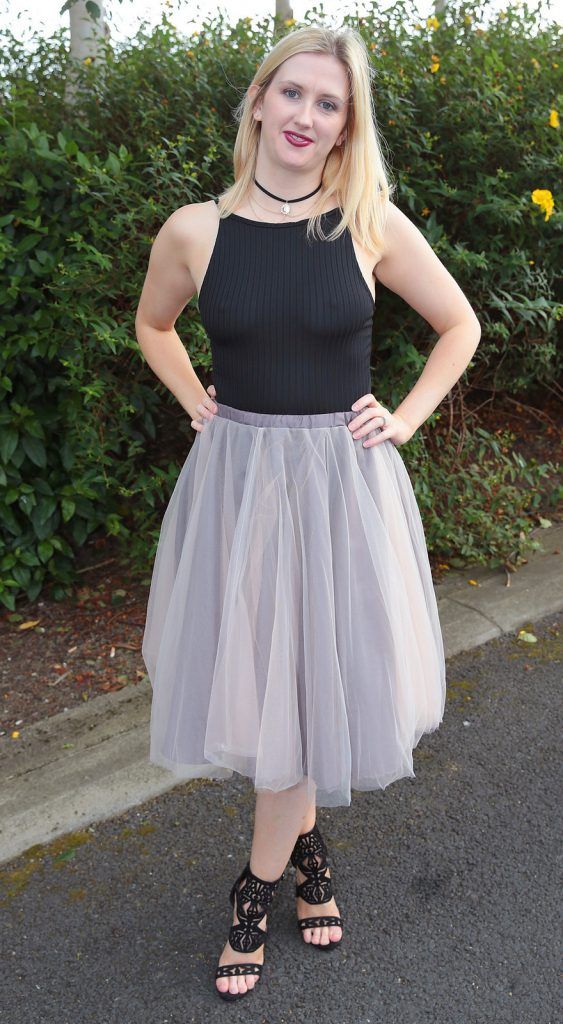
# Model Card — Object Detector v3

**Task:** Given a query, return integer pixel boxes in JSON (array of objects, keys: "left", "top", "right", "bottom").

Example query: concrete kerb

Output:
[{"left": 1, "top": 521, "right": 561, "bottom": 866}]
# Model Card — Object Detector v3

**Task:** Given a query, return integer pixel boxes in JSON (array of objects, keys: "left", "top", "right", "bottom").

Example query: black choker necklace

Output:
[{"left": 253, "top": 177, "right": 323, "bottom": 216}]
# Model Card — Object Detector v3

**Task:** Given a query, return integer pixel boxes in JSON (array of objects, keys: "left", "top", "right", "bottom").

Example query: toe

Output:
[
  {"left": 216, "top": 977, "right": 229, "bottom": 993},
  {"left": 320, "top": 926, "right": 331, "bottom": 945},
  {"left": 330, "top": 925, "right": 342, "bottom": 942}
]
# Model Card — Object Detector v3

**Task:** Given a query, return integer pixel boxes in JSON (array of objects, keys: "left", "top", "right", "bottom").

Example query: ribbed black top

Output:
[{"left": 197, "top": 206, "right": 375, "bottom": 414}]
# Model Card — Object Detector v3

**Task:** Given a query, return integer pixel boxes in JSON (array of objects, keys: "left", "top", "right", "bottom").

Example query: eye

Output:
[{"left": 282, "top": 88, "right": 336, "bottom": 112}]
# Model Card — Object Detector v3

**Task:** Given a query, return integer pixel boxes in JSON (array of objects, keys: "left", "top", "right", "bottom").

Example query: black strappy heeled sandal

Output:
[
  {"left": 215, "top": 860, "right": 285, "bottom": 1001},
  {"left": 290, "top": 822, "right": 344, "bottom": 951}
]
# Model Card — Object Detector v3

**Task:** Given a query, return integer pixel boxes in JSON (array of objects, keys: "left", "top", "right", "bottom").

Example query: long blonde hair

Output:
[{"left": 216, "top": 24, "right": 395, "bottom": 256}]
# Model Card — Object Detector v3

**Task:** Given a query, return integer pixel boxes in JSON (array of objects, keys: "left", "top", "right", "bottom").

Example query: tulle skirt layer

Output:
[{"left": 142, "top": 401, "right": 446, "bottom": 808}]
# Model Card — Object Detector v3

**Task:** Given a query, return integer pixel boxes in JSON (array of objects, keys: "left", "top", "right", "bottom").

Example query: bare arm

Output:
[
  {"left": 376, "top": 204, "right": 481, "bottom": 433},
  {"left": 135, "top": 206, "right": 216, "bottom": 430}
]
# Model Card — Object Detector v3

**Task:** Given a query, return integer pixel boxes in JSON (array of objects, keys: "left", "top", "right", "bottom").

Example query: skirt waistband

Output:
[{"left": 215, "top": 402, "right": 357, "bottom": 429}]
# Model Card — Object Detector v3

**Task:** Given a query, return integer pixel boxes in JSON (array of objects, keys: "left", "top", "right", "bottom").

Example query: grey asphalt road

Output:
[{"left": 1, "top": 612, "right": 560, "bottom": 1024}]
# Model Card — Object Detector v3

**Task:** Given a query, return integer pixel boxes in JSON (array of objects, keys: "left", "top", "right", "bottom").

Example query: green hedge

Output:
[{"left": 0, "top": 0, "right": 560, "bottom": 607}]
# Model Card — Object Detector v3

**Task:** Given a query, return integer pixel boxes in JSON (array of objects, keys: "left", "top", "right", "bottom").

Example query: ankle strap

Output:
[
  {"left": 290, "top": 823, "right": 326, "bottom": 867},
  {"left": 238, "top": 860, "right": 285, "bottom": 906}
]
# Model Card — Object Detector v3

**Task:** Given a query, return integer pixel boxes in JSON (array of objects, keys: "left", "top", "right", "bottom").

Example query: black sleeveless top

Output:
[{"left": 197, "top": 206, "right": 375, "bottom": 415}]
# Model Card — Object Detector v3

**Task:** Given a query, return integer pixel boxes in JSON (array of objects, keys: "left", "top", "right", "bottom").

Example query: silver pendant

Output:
[{"left": 281, "top": 202, "right": 291, "bottom": 215}]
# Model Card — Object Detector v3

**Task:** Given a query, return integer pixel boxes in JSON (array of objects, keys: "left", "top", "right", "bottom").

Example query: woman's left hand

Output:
[{"left": 348, "top": 393, "right": 415, "bottom": 448}]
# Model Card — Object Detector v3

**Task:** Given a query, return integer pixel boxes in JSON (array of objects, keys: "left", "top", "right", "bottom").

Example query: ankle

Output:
[{"left": 248, "top": 858, "right": 285, "bottom": 884}]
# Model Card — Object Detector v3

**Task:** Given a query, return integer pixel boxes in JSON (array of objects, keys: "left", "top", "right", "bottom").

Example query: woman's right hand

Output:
[{"left": 191, "top": 383, "right": 218, "bottom": 432}]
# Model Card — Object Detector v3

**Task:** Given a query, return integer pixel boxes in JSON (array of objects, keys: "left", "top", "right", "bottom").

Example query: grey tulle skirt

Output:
[{"left": 142, "top": 401, "right": 446, "bottom": 808}]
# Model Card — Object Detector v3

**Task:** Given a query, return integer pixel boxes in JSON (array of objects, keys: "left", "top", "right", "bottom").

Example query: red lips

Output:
[
  {"left": 287, "top": 130, "right": 312, "bottom": 142},
  {"left": 283, "top": 131, "right": 314, "bottom": 147}
]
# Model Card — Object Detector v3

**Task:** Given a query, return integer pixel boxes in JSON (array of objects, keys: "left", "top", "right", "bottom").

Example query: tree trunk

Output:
[
  {"left": 276, "top": 0, "right": 294, "bottom": 20},
  {"left": 65, "top": 0, "right": 109, "bottom": 108}
]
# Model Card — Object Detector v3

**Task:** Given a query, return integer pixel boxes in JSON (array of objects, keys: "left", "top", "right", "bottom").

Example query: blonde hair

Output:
[{"left": 216, "top": 23, "right": 395, "bottom": 256}]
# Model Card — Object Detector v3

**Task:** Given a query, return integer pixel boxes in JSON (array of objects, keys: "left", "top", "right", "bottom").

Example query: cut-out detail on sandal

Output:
[
  {"left": 291, "top": 823, "right": 344, "bottom": 950},
  {"left": 215, "top": 962, "right": 263, "bottom": 978},
  {"left": 215, "top": 860, "right": 285, "bottom": 1001},
  {"left": 298, "top": 915, "right": 343, "bottom": 930}
]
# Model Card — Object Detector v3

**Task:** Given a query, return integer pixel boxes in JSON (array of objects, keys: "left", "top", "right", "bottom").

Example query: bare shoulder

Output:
[
  {"left": 158, "top": 199, "right": 218, "bottom": 254},
  {"left": 377, "top": 202, "right": 416, "bottom": 258},
  {"left": 135, "top": 200, "right": 218, "bottom": 330},
  {"left": 375, "top": 202, "right": 481, "bottom": 334}
]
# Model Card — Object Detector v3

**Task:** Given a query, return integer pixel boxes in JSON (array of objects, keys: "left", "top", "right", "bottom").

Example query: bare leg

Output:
[
  {"left": 250, "top": 779, "right": 317, "bottom": 878},
  {"left": 215, "top": 777, "right": 315, "bottom": 997}
]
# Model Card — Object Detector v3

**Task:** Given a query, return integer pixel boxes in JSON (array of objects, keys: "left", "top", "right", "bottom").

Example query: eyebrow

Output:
[{"left": 277, "top": 79, "right": 345, "bottom": 104}]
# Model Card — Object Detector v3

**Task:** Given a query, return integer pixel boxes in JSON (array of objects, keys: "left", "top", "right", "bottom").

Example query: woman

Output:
[{"left": 136, "top": 24, "right": 481, "bottom": 1003}]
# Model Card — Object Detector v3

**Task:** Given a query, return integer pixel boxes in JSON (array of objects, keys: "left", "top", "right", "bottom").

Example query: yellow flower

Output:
[
  {"left": 186, "top": 50, "right": 194, "bottom": 57},
  {"left": 439, "top": 75, "right": 446, "bottom": 84},
  {"left": 531, "top": 189, "right": 554, "bottom": 221},
  {"left": 549, "top": 108, "right": 559, "bottom": 127},
  {"left": 84, "top": 57, "right": 92, "bottom": 65},
  {"left": 531, "top": 57, "right": 540, "bottom": 71},
  {"left": 464, "top": 14, "right": 472, "bottom": 24},
  {"left": 528, "top": 260, "right": 535, "bottom": 265},
  {"left": 421, "top": 207, "right": 430, "bottom": 217},
  {"left": 11, "top": 730, "right": 20, "bottom": 738},
  {"left": 284, "top": 18, "right": 296, "bottom": 26},
  {"left": 430, "top": 58, "right": 440, "bottom": 74},
  {"left": 427, "top": 15, "right": 440, "bottom": 30}
]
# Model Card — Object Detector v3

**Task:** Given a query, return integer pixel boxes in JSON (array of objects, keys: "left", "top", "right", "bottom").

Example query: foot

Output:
[
  {"left": 215, "top": 877, "right": 267, "bottom": 998},
  {"left": 295, "top": 859, "right": 343, "bottom": 946}
]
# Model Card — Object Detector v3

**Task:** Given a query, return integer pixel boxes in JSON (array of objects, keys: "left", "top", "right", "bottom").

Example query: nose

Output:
[{"left": 293, "top": 104, "right": 314, "bottom": 128}]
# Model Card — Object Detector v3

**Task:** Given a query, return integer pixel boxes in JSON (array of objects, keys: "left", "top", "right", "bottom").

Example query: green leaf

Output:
[
  {"left": 37, "top": 540, "right": 54, "bottom": 563},
  {"left": 61, "top": 498, "right": 76, "bottom": 522},
  {"left": 76, "top": 151, "right": 91, "bottom": 170},
  {"left": 12, "top": 565, "right": 31, "bottom": 587},
  {"left": 0, "top": 428, "right": 18, "bottom": 464},
  {"left": 22, "top": 436, "right": 47, "bottom": 468},
  {"left": 16, "top": 233, "right": 44, "bottom": 254},
  {"left": 85, "top": 1, "right": 101, "bottom": 20},
  {"left": 105, "top": 152, "right": 121, "bottom": 175},
  {"left": 32, "top": 496, "right": 57, "bottom": 526}
]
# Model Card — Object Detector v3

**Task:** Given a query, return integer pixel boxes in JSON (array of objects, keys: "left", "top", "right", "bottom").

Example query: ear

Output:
[{"left": 248, "top": 83, "right": 262, "bottom": 122}]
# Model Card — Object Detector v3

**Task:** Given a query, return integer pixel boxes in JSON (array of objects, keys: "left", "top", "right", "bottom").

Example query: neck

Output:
[{"left": 252, "top": 156, "right": 324, "bottom": 203}]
